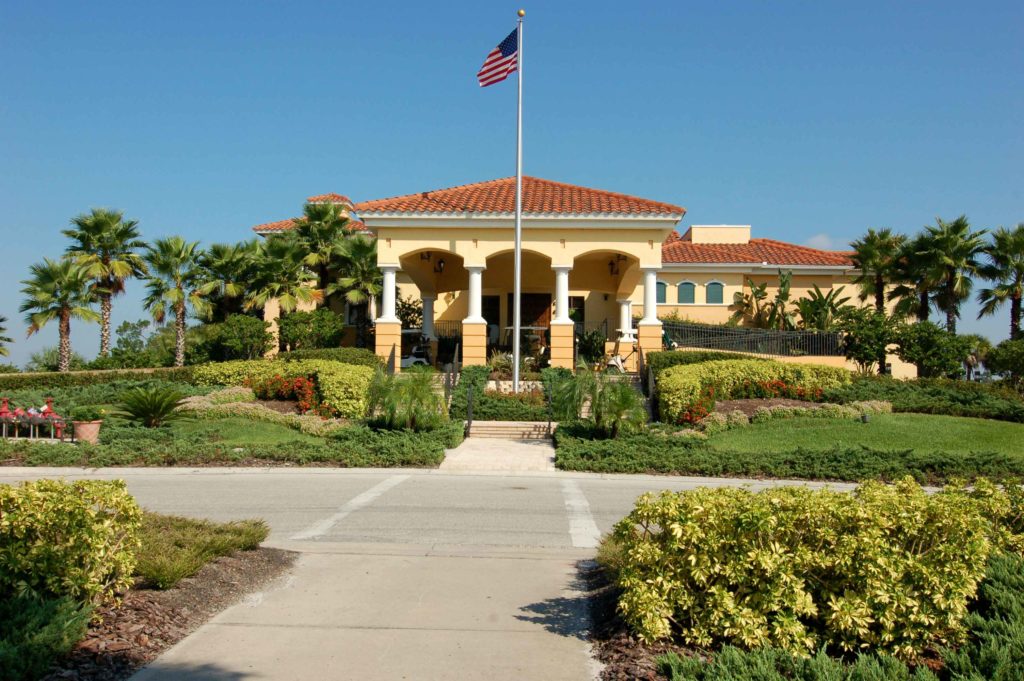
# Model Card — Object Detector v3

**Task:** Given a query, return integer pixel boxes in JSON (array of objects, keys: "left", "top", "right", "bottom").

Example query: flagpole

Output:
[{"left": 512, "top": 9, "right": 525, "bottom": 393}]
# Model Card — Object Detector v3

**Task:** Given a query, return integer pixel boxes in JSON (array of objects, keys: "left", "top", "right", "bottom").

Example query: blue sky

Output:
[{"left": 1, "top": 1, "right": 1021, "bottom": 366}]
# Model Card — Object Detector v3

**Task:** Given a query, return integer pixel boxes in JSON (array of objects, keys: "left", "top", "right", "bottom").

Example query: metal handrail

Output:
[{"left": 660, "top": 321, "right": 843, "bottom": 357}]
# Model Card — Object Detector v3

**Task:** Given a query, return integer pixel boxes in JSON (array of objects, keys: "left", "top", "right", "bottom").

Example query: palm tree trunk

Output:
[
  {"left": 174, "top": 301, "right": 186, "bottom": 367},
  {"left": 874, "top": 274, "right": 885, "bottom": 314},
  {"left": 945, "top": 278, "right": 957, "bottom": 334},
  {"left": 100, "top": 294, "right": 112, "bottom": 357},
  {"left": 918, "top": 291, "right": 930, "bottom": 322},
  {"left": 59, "top": 310, "right": 72, "bottom": 373},
  {"left": 1012, "top": 295, "right": 1021, "bottom": 340}
]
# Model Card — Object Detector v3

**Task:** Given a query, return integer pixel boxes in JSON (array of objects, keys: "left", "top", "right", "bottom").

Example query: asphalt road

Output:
[{"left": 1, "top": 467, "right": 852, "bottom": 680}]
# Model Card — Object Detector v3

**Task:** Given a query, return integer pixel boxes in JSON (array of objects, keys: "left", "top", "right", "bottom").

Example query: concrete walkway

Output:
[{"left": 439, "top": 437, "right": 556, "bottom": 472}]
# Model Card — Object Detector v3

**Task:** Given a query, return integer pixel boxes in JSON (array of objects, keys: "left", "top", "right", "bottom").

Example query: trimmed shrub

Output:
[
  {"left": 647, "top": 350, "right": 761, "bottom": 377},
  {"left": 277, "top": 309, "right": 347, "bottom": 351},
  {"left": 0, "top": 367, "right": 194, "bottom": 391},
  {"left": 449, "top": 365, "right": 561, "bottom": 421},
  {"left": 191, "top": 359, "right": 374, "bottom": 418},
  {"left": 0, "top": 379, "right": 208, "bottom": 417},
  {"left": 0, "top": 594, "right": 93, "bottom": 681},
  {"left": 613, "top": 479, "right": 996, "bottom": 660},
  {"left": 217, "top": 313, "right": 273, "bottom": 360},
  {"left": 658, "top": 359, "right": 851, "bottom": 423},
  {"left": 276, "top": 347, "right": 382, "bottom": 367},
  {"left": 0, "top": 479, "right": 142, "bottom": 603},
  {"left": 824, "top": 376, "right": 1024, "bottom": 423}
]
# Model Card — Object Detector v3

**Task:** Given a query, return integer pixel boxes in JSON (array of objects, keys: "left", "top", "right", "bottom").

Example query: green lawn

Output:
[
  {"left": 170, "top": 417, "right": 325, "bottom": 446},
  {"left": 707, "top": 413, "right": 1024, "bottom": 456}
]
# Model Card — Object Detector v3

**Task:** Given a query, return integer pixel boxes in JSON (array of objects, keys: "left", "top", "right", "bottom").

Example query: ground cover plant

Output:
[
  {"left": 553, "top": 420, "right": 1024, "bottom": 483},
  {"left": 824, "top": 376, "right": 1024, "bottom": 423},
  {"left": 449, "top": 365, "right": 569, "bottom": 421},
  {"left": 608, "top": 478, "right": 1024, "bottom": 673}
]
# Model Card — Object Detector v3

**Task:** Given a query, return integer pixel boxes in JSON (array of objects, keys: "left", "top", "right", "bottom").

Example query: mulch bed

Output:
[
  {"left": 254, "top": 399, "right": 302, "bottom": 414},
  {"left": 584, "top": 562, "right": 698, "bottom": 680},
  {"left": 43, "top": 547, "right": 297, "bottom": 681},
  {"left": 713, "top": 398, "right": 826, "bottom": 418}
]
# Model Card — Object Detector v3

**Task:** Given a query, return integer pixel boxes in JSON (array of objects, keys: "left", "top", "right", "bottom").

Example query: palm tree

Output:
[
  {"left": 142, "top": 237, "right": 209, "bottom": 367},
  {"left": 244, "top": 237, "right": 322, "bottom": 315},
  {"left": 196, "top": 240, "right": 260, "bottom": 322},
  {"left": 0, "top": 316, "right": 12, "bottom": 357},
  {"left": 977, "top": 223, "right": 1024, "bottom": 340},
  {"left": 288, "top": 202, "right": 352, "bottom": 296},
  {"left": 329, "top": 235, "right": 382, "bottom": 346},
  {"left": 63, "top": 208, "right": 147, "bottom": 357},
  {"left": 917, "top": 215, "right": 986, "bottom": 334},
  {"left": 19, "top": 258, "right": 99, "bottom": 371},
  {"left": 850, "top": 228, "right": 905, "bottom": 314},
  {"left": 889, "top": 232, "right": 941, "bottom": 323}
]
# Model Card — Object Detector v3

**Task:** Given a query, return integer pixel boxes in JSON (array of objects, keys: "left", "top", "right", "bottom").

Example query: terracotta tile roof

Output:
[
  {"left": 252, "top": 218, "right": 369, "bottom": 235},
  {"left": 307, "top": 193, "right": 354, "bottom": 206},
  {"left": 354, "top": 176, "right": 685, "bottom": 216},
  {"left": 662, "top": 234, "right": 854, "bottom": 267}
]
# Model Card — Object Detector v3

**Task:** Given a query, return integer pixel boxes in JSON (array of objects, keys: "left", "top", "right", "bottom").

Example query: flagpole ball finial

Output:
[{"left": 517, "top": 9, "right": 525, "bottom": 17}]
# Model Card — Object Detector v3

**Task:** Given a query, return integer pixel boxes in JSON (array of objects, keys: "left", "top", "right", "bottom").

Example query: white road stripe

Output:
[
  {"left": 561, "top": 479, "right": 602, "bottom": 549},
  {"left": 290, "top": 475, "right": 410, "bottom": 540}
]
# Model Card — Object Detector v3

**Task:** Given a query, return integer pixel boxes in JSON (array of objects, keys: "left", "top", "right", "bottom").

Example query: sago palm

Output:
[
  {"left": 0, "top": 315, "right": 11, "bottom": 357},
  {"left": 19, "top": 258, "right": 99, "bottom": 371},
  {"left": 142, "top": 237, "right": 209, "bottom": 367},
  {"left": 289, "top": 201, "right": 352, "bottom": 295},
  {"left": 916, "top": 215, "right": 986, "bottom": 334},
  {"left": 113, "top": 386, "right": 189, "bottom": 428},
  {"left": 245, "top": 237, "right": 322, "bottom": 315},
  {"left": 63, "top": 208, "right": 148, "bottom": 357},
  {"left": 850, "top": 228, "right": 905, "bottom": 314},
  {"left": 977, "top": 223, "right": 1024, "bottom": 340}
]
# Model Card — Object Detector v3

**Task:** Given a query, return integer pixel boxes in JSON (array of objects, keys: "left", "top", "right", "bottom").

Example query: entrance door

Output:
[{"left": 507, "top": 293, "right": 552, "bottom": 328}]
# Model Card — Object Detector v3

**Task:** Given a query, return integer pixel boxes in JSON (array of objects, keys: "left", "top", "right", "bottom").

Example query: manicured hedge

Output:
[
  {"left": 612, "top": 479, "right": 1002, "bottom": 659},
  {"left": 658, "top": 359, "right": 851, "bottom": 423},
  {"left": 659, "top": 647, "right": 937, "bottom": 681},
  {"left": 0, "top": 479, "right": 142, "bottom": 603},
  {"left": 825, "top": 376, "right": 1024, "bottom": 423},
  {"left": 0, "top": 422, "right": 463, "bottom": 468},
  {"left": 553, "top": 422, "right": 1024, "bottom": 483},
  {"left": 192, "top": 359, "right": 374, "bottom": 418},
  {"left": 276, "top": 347, "right": 383, "bottom": 367},
  {"left": 646, "top": 350, "right": 760, "bottom": 377},
  {"left": 0, "top": 366, "right": 194, "bottom": 391}
]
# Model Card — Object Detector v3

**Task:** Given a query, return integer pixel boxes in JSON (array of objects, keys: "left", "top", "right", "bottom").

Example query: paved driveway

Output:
[{"left": 0, "top": 467, "right": 851, "bottom": 680}]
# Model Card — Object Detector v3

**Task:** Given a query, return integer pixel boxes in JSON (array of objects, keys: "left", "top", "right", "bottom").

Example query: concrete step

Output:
[{"left": 467, "top": 421, "right": 552, "bottom": 440}]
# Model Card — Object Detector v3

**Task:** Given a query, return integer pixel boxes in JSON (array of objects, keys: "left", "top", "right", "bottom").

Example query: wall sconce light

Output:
[
  {"left": 608, "top": 259, "right": 620, "bottom": 276},
  {"left": 420, "top": 252, "right": 432, "bottom": 262},
  {"left": 434, "top": 258, "right": 446, "bottom": 274}
]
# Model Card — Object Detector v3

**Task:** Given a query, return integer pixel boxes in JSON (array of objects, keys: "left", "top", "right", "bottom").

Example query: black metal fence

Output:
[
  {"left": 434, "top": 320, "right": 462, "bottom": 339},
  {"left": 574, "top": 319, "right": 609, "bottom": 340},
  {"left": 661, "top": 321, "right": 843, "bottom": 357}
]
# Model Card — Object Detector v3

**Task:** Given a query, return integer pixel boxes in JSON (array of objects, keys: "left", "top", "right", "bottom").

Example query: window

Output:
[
  {"left": 706, "top": 282, "right": 724, "bottom": 305},
  {"left": 656, "top": 281, "right": 667, "bottom": 304},
  {"left": 677, "top": 282, "right": 695, "bottom": 304}
]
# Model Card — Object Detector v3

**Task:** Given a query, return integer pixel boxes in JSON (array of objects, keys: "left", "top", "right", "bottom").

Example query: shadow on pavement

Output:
[
  {"left": 514, "top": 562, "right": 594, "bottom": 640},
  {"left": 132, "top": 662, "right": 255, "bottom": 680}
]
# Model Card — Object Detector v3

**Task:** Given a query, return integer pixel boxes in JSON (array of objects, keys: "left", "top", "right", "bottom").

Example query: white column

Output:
[
  {"left": 464, "top": 266, "right": 486, "bottom": 323},
  {"left": 552, "top": 266, "right": 572, "bottom": 323},
  {"left": 421, "top": 294, "right": 436, "bottom": 339},
  {"left": 640, "top": 268, "right": 660, "bottom": 325},
  {"left": 617, "top": 299, "right": 635, "bottom": 341},
  {"left": 377, "top": 266, "right": 399, "bottom": 323}
]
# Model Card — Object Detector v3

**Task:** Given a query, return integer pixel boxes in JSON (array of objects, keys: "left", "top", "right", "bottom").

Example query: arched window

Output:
[
  {"left": 706, "top": 281, "right": 724, "bottom": 305},
  {"left": 656, "top": 281, "right": 667, "bottom": 304},
  {"left": 677, "top": 282, "right": 695, "bottom": 304}
]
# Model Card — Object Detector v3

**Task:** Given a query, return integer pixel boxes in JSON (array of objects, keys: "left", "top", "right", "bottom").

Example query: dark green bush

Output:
[
  {"left": 824, "top": 376, "right": 1024, "bottom": 423},
  {"left": 658, "top": 647, "right": 937, "bottom": 681},
  {"left": 276, "top": 347, "right": 383, "bottom": 367},
  {"left": 894, "top": 322, "right": 971, "bottom": 379},
  {"left": 553, "top": 423, "right": 1024, "bottom": 483},
  {"left": 646, "top": 350, "right": 759, "bottom": 377},
  {"left": 0, "top": 367, "right": 194, "bottom": 391},
  {"left": 449, "top": 365, "right": 560, "bottom": 421},
  {"left": 0, "top": 379, "right": 207, "bottom": 417},
  {"left": 0, "top": 594, "right": 92, "bottom": 681},
  {"left": 277, "top": 309, "right": 348, "bottom": 351},
  {"left": 217, "top": 314, "right": 273, "bottom": 360},
  {"left": 988, "top": 338, "right": 1024, "bottom": 391}
]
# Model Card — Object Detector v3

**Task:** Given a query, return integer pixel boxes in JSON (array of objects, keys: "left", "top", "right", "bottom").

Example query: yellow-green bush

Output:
[
  {"left": 658, "top": 359, "right": 852, "bottom": 423},
  {"left": 612, "top": 479, "right": 997, "bottom": 661},
  {"left": 0, "top": 480, "right": 142, "bottom": 604},
  {"left": 192, "top": 359, "right": 374, "bottom": 418}
]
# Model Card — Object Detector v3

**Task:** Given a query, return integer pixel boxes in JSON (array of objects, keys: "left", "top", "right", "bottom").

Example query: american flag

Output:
[{"left": 477, "top": 28, "right": 518, "bottom": 87}]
